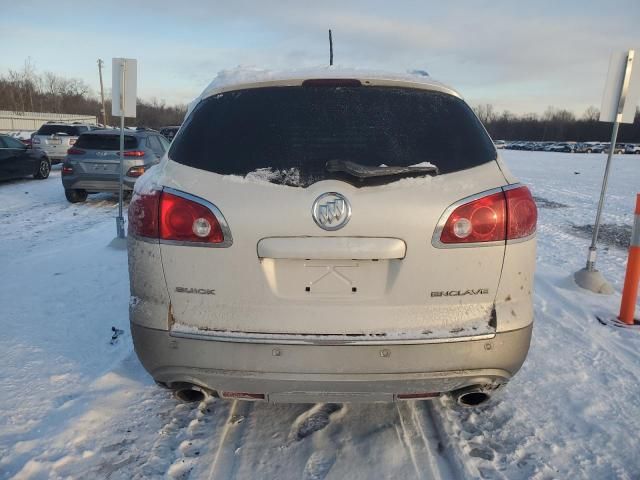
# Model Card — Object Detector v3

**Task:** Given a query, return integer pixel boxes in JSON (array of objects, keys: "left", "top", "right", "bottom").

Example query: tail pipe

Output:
[
  {"left": 452, "top": 386, "right": 493, "bottom": 407},
  {"left": 173, "top": 384, "right": 212, "bottom": 403}
]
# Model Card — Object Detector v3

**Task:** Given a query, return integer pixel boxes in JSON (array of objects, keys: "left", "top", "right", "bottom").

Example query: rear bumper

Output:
[
  {"left": 131, "top": 322, "right": 532, "bottom": 403},
  {"left": 62, "top": 173, "right": 132, "bottom": 192}
]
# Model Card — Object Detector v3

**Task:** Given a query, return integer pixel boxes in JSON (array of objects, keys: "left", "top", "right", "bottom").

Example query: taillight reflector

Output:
[
  {"left": 438, "top": 185, "right": 537, "bottom": 245},
  {"left": 397, "top": 392, "right": 441, "bottom": 400},
  {"left": 62, "top": 165, "right": 74, "bottom": 175},
  {"left": 128, "top": 189, "right": 227, "bottom": 245},
  {"left": 67, "top": 148, "right": 85, "bottom": 155},
  {"left": 221, "top": 392, "right": 265, "bottom": 400}
]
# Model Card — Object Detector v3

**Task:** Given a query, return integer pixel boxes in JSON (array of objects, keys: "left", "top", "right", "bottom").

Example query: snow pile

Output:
[{"left": 0, "top": 152, "right": 639, "bottom": 478}]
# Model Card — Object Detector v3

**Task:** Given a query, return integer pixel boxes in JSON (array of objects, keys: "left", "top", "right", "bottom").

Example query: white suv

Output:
[{"left": 127, "top": 70, "right": 537, "bottom": 406}]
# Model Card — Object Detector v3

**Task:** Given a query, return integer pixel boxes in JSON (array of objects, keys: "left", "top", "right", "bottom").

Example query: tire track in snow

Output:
[
  {"left": 396, "top": 401, "right": 458, "bottom": 479},
  {"left": 206, "top": 400, "right": 255, "bottom": 479}
]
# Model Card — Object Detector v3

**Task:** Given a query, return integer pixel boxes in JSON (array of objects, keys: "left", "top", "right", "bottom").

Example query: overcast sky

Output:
[{"left": 1, "top": 0, "right": 638, "bottom": 115}]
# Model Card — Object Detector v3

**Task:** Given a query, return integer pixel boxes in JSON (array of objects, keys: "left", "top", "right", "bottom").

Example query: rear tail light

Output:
[
  {"left": 436, "top": 185, "right": 536, "bottom": 246},
  {"left": 118, "top": 150, "right": 145, "bottom": 157},
  {"left": 67, "top": 148, "right": 85, "bottom": 155},
  {"left": 128, "top": 188, "right": 231, "bottom": 246},
  {"left": 505, "top": 186, "right": 537, "bottom": 239},
  {"left": 126, "top": 166, "right": 146, "bottom": 177},
  {"left": 62, "top": 165, "right": 74, "bottom": 175}
]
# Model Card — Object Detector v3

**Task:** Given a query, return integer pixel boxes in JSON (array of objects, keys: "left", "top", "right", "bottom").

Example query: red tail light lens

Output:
[
  {"left": 438, "top": 185, "right": 537, "bottom": 245},
  {"left": 440, "top": 191, "right": 506, "bottom": 244},
  {"left": 505, "top": 186, "right": 537, "bottom": 239},
  {"left": 128, "top": 190, "right": 160, "bottom": 238},
  {"left": 160, "top": 192, "right": 224, "bottom": 243},
  {"left": 62, "top": 165, "right": 74, "bottom": 175},
  {"left": 67, "top": 148, "right": 85, "bottom": 155},
  {"left": 128, "top": 189, "right": 226, "bottom": 245},
  {"left": 119, "top": 150, "right": 146, "bottom": 157}
]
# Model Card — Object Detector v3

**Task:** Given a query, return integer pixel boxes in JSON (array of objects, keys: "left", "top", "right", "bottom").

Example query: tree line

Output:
[
  {"left": 0, "top": 61, "right": 186, "bottom": 128},
  {"left": 474, "top": 104, "right": 640, "bottom": 142},
  {"left": 1, "top": 61, "right": 639, "bottom": 140}
]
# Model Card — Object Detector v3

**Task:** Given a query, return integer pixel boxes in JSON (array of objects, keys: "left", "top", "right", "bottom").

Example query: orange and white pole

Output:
[{"left": 619, "top": 194, "right": 640, "bottom": 325}]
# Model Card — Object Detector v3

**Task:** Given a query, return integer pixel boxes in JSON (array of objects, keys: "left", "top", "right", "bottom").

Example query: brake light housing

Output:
[
  {"left": 128, "top": 188, "right": 232, "bottom": 247},
  {"left": 118, "top": 150, "right": 145, "bottom": 157},
  {"left": 434, "top": 185, "right": 536, "bottom": 247},
  {"left": 67, "top": 148, "right": 85, "bottom": 155}
]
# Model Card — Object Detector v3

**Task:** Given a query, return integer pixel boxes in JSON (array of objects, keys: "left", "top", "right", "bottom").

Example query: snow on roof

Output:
[{"left": 186, "top": 66, "right": 460, "bottom": 118}]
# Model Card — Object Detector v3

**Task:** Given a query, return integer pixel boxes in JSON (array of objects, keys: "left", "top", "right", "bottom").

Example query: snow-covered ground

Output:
[{"left": 0, "top": 151, "right": 639, "bottom": 479}]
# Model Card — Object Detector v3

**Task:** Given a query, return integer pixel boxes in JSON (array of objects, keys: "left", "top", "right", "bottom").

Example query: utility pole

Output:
[
  {"left": 97, "top": 59, "right": 108, "bottom": 126},
  {"left": 329, "top": 29, "right": 333, "bottom": 66}
]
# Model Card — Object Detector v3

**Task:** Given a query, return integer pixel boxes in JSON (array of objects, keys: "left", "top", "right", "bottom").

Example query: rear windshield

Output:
[
  {"left": 75, "top": 134, "right": 138, "bottom": 150},
  {"left": 36, "top": 125, "right": 86, "bottom": 136},
  {"left": 169, "top": 86, "right": 496, "bottom": 187}
]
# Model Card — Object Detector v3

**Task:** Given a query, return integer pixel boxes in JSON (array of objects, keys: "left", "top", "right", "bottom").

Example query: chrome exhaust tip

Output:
[
  {"left": 453, "top": 386, "right": 492, "bottom": 407},
  {"left": 173, "top": 385, "right": 210, "bottom": 403}
]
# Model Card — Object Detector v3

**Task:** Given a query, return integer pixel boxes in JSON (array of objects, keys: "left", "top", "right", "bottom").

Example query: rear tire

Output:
[
  {"left": 65, "top": 188, "right": 88, "bottom": 203},
  {"left": 34, "top": 158, "right": 51, "bottom": 179}
]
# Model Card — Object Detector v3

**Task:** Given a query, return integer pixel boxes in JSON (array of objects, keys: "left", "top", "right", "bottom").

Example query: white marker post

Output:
[
  {"left": 112, "top": 58, "right": 137, "bottom": 239},
  {"left": 575, "top": 49, "right": 640, "bottom": 294}
]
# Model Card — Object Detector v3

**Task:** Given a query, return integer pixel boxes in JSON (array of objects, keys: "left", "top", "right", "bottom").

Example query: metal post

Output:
[
  {"left": 586, "top": 121, "right": 619, "bottom": 271},
  {"left": 97, "top": 59, "right": 108, "bottom": 126},
  {"left": 116, "top": 60, "right": 126, "bottom": 239},
  {"left": 575, "top": 49, "right": 635, "bottom": 294}
]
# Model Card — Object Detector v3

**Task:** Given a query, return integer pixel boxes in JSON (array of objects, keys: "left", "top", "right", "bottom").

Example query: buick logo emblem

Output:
[{"left": 312, "top": 192, "right": 351, "bottom": 231}]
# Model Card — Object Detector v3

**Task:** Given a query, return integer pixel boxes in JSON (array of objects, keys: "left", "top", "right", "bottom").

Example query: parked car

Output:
[
  {"left": 61, "top": 128, "right": 170, "bottom": 203},
  {"left": 625, "top": 144, "right": 640, "bottom": 154},
  {"left": 160, "top": 126, "right": 181, "bottom": 141},
  {"left": 127, "top": 70, "right": 537, "bottom": 406},
  {"left": 0, "top": 134, "right": 51, "bottom": 181},
  {"left": 32, "top": 122, "right": 98, "bottom": 164},
  {"left": 547, "top": 142, "right": 575, "bottom": 153}
]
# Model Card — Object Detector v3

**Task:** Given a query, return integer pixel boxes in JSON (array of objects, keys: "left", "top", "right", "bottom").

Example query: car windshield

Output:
[
  {"left": 169, "top": 86, "right": 497, "bottom": 187},
  {"left": 75, "top": 134, "right": 138, "bottom": 150}
]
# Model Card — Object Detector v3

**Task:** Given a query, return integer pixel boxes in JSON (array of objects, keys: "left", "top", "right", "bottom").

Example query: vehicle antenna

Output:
[{"left": 329, "top": 29, "right": 334, "bottom": 66}]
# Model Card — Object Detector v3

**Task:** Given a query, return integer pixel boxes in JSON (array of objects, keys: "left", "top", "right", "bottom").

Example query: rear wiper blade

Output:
[{"left": 325, "top": 159, "right": 439, "bottom": 179}]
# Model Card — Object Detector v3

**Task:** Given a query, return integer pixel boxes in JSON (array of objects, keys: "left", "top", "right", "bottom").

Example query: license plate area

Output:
[
  {"left": 260, "top": 258, "right": 393, "bottom": 298},
  {"left": 89, "top": 163, "right": 117, "bottom": 173},
  {"left": 48, "top": 138, "right": 62, "bottom": 145}
]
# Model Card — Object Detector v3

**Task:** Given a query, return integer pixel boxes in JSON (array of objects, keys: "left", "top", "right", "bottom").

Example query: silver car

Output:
[
  {"left": 127, "top": 71, "right": 537, "bottom": 406},
  {"left": 61, "top": 129, "right": 170, "bottom": 203},
  {"left": 32, "top": 122, "right": 97, "bottom": 164}
]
